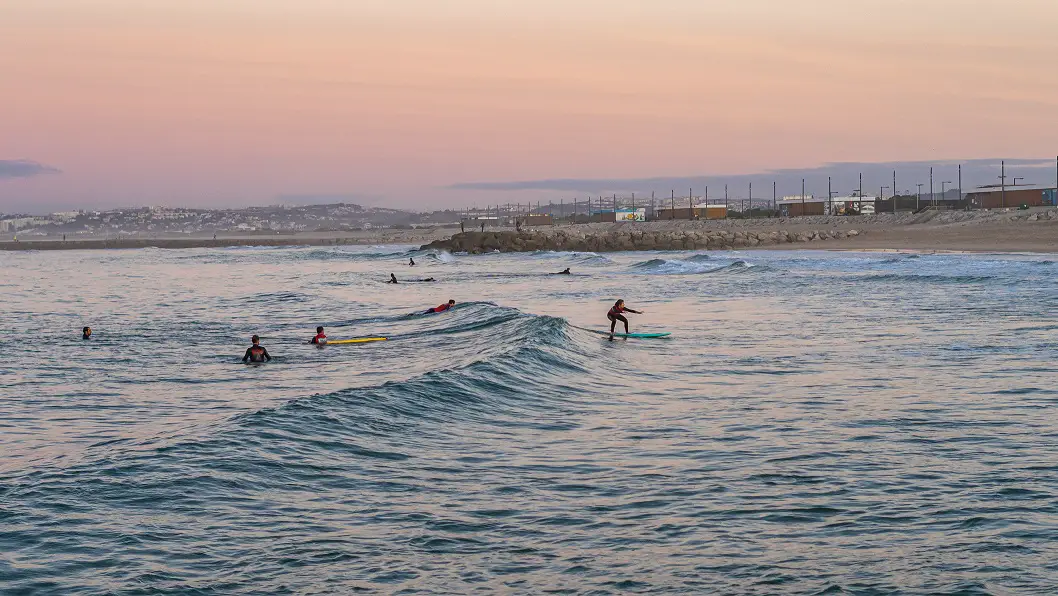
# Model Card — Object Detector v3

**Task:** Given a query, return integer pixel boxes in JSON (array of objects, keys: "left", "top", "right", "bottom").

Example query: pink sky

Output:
[{"left": 2, "top": 0, "right": 1056, "bottom": 210}]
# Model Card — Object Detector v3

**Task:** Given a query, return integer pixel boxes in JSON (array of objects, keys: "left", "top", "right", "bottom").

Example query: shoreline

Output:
[{"left": 4, "top": 210, "right": 1057, "bottom": 254}]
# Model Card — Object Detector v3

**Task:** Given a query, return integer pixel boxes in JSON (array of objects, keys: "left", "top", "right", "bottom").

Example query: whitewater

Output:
[{"left": 1, "top": 246, "right": 1057, "bottom": 594}]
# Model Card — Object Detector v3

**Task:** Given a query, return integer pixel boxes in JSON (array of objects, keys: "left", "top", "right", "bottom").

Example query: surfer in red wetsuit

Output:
[
  {"left": 607, "top": 299, "right": 642, "bottom": 338},
  {"left": 243, "top": 335, "right": 272, "bottom": 363},
  {"left": 426, "top": 300, "right": 456, "bottom": 314},
  {"left": 310, "top": 326, "right": 327, "bottom": 345}
]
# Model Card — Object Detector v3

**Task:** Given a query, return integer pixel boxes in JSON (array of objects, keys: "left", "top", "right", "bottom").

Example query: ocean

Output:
[{"left": 2, "top": 246, "right": 1057, "bottom": 594}]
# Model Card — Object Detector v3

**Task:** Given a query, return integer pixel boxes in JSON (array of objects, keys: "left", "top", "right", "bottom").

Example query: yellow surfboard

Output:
[{"left": 326, "top": 337, "right": 388, "bottom": 345}]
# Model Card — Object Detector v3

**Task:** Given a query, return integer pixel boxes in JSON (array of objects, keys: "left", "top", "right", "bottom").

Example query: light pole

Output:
[
  {"left": 1000, "top": 160, "right": 1007, "bottom": 208},
  {"left": 940, "top": 181, "right": 953, "bottom": 206},
  {"left": 929, "top": 167, "right": 934, "bottom": 208},
  {"left": 1013, "top": 177, "right": 1024, "bottom": 187},
  {"left": 801, "top": 178, "right": 806, "bottom": 217},
  {"left": 916, "top": 183, "right": 924, "bottom": 211}
]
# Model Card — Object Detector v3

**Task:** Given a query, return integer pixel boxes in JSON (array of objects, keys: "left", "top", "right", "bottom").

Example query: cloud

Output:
[
  {"left": 0, "top": 159, "right": 61, "bottom": 179},
  {"left": 447, "top": 158, "right": 1057, "bottom": 197}
]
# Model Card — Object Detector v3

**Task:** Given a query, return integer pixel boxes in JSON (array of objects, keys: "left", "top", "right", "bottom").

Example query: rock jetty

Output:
[{"left": 422, "top": 227, "right": 861, "bottom": 254}]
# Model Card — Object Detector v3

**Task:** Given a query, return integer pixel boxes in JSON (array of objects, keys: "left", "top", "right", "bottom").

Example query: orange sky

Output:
[{"left": 1, "top": 0, "right": 1056, "bottom": 209}]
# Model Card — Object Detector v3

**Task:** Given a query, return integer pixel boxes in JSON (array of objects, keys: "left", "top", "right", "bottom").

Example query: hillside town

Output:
[{"left": 0, "top": 203, "right": 466, "bottom": 238}]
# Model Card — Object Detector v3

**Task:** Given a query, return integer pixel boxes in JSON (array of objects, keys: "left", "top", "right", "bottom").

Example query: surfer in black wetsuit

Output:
[
  {"left": 243, "top": 335, "right": 271, "bottom": 363},
  {"left": 553, "top": 268, "right": 571, "bottom": 275},
  {"left": 607, "top": 299, "right": 642, "bottom": 338},
  {"left": 409, "top": 257, "right": 415, "bottom": 266},
  {"left": 387, "top": 273, "right": 398, "bottom": 284},
  {"left": 82, "top": 326, "right": 92, "bottom": 340}
]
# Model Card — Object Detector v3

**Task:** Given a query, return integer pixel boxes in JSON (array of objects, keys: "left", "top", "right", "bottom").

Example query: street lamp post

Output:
[{"left": 916, "top": 183, "right": 924, "bottom": 211}]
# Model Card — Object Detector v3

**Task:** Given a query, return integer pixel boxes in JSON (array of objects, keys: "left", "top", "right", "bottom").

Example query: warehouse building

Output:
[{"left": 964, "top": 184, "right": 1057, "bottom": 209}]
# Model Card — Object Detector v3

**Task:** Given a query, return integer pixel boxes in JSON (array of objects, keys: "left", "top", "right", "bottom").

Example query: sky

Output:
[{"left": 2, "top": 0, "right": 1057, "bottom": 212}]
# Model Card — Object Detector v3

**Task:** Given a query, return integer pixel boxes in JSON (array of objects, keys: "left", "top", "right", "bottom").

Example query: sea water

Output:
[{"left": 1, "top": 246, "right": 1057, "bottom": 594}]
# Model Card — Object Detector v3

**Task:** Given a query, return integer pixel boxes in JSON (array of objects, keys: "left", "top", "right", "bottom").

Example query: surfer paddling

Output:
[
  {"left": 607, "top": 299, "right": 643, "bottom": 339},
  {"left": 242, "top": 335, "right": 272, "bottom": 363},
  {"left": 425, "top": 300, "right": 456, "bottom": 314}
]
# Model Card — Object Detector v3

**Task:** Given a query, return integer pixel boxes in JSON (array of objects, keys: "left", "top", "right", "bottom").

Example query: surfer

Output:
[
  {"left": 426, "top": 300, "right": 456, "bottom": 314},
  {"left": 82, "top": 326, "right": 92, "bottom": 340},
  {"left": 242, "top": 335, "right": 272, "bottom": 363},
  {"left": 553, "top": 268, "right": 571, "bottom": 275},
  {"left": 310, "top": 326, "right": 327, "bottom": 345},
  {"left": 607, "top": 299, "right": 643, "bottom": 338},
  {"left": 387, "top": 273, "right": 398, "bottom": 284},
  {"left": 409, "top": 257, "right": 416, "bottom": 266}
]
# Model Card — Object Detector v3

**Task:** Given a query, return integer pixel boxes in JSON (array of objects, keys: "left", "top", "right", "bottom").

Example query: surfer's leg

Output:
[
  {"left": 608, "top": 314, "right": 617, "bottom": 334},
  {"left": 618, "top": 314, "right": 630, "bottom": 334}
]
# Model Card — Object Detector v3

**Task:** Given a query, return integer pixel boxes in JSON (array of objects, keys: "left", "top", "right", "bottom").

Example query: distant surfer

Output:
[
  {"left": 242, "top": 335, "right": 272, "bottom": 363},
  {"left": 418, "top": 277, "right": 436, "bottom": 282},
  {"left": 310, "top": 326, "right": 327, "bottom": 345},
  {"left": 387, "top": 273, "right": 398, "bottom": 284},
  {"left": 82, "top": 326, "right": 92, "bottom": 340},
  {"left": 607, "top": 299, "right": 643, "bottom": 338},
  {"left": 553, "top": 268, "right": 571, "bottom": 275},
  {"left": 425, "top": 300, "right": 456, "bottom": 314},
  {"left": 409, "top": 258, "right": 416, "bottom": 266}
]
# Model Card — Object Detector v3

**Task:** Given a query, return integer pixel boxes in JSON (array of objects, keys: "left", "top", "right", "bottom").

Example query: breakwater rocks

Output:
[{"left": 422, "top": 227, "right": 861, "bottom": 254}]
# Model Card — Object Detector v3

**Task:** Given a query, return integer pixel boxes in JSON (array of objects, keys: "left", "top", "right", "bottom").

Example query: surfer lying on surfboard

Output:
[
  {"left": 425, "top": 300, "right": 456, "bottom": 314},
  {"left": 607, "top": 299, "right": 643, "bottom": 338}
]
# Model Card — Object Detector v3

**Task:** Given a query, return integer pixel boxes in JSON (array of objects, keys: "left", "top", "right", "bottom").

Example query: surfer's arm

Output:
[
  {"left": 262, "top": 348, "right": 272, "bottom": 362},
  {"left": 627, "top": 308, "right": 643, "bottom": 314},
  {"left": 242, "top": 348, "right": 252, "bottom": 362}
]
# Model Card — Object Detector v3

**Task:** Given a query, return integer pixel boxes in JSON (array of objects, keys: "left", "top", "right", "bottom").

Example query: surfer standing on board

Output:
[{"left": 607, "top": 299, "right": 642, "bottom": 339}]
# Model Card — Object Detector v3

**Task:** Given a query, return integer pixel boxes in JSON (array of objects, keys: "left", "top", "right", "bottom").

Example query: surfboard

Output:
[
  {"left": 327, "top": 337, "right": 388, "bottom": 345},
  {"left": 586, "top": 329, "right": 671, "bottom": 339}
]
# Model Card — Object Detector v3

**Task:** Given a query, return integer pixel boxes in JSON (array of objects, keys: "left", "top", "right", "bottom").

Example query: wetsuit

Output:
[
  {"left": 243, "top": 345, "right": 271, "bottom": 363},
  {"left": 311, "top": 332, "right": 327, "bottom": 344},
  {"left": 607, "top": 304, "right": 635, "bottom": 334}
]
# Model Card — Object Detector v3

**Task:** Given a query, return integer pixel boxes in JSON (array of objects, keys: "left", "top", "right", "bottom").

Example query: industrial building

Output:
[
  {"left": 654, "top": 205, "right": 728, "bottom": 220},
  {"left": 776, "top": 195, "right": 877, "bottom": 217},
  {"left": 590, "top": 208, "right": 647, "bottom": 223},
  {"left": 964, "top": 185, "right": 1057, "bottom": 209}
]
